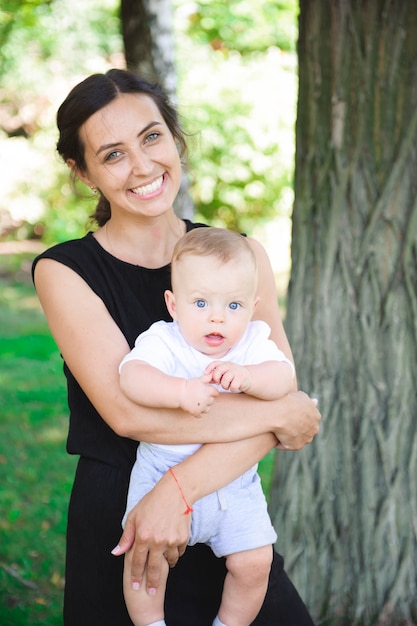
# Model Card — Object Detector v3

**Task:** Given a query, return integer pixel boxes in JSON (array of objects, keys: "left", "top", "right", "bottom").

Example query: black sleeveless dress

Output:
[{"left": 32, "top": 220, "right": 314, "bottom": 626}]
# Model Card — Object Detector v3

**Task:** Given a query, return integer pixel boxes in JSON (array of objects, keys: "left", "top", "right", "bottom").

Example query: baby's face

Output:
[{"left": 166, "top": 253, "right": 259, "bottom": 358}]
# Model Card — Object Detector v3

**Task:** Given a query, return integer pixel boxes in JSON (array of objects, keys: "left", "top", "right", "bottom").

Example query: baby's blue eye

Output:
[
  {"left": 195, "top": 299, "right": 207, "bottom": 308},
  {"left": 229, "top": 302, "right": 240, "bottom": 310}
]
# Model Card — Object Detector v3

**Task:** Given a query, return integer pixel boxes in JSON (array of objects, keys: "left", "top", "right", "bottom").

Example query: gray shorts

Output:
[{"left": 124, "top": 444, "right": 277, "bottom": 558}]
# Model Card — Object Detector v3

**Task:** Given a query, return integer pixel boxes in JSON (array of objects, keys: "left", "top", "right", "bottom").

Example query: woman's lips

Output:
[{"left": 131, "top": 174, "right": 164, "bottom": 196}]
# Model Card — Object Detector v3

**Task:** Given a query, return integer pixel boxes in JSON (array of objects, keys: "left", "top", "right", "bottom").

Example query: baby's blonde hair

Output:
[{"left": 172, "top": 227, "right": 257, "bottom": 271}]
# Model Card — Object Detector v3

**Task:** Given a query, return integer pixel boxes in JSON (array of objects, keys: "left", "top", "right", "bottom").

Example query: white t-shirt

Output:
[{"left": 120, "top": 319, "right": 293, "bottom": 456}]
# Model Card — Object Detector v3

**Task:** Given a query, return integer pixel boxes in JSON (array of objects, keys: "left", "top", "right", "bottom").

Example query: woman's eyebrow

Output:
[{"left": 95, "top": 121, "right": 163, "bottom": 156}]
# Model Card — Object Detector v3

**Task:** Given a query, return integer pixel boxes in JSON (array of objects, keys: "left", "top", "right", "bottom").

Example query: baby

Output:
[{"left": 119, "top": 227, "right": 295, "bottom": 626}]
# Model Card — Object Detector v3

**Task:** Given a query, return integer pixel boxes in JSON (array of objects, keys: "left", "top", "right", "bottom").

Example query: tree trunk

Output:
[
  {"left": 270, "top": 1, "right": 417, "bottom": 624},
  {"left": 121, "top": 0, "right": 176, "bottom": 98}
]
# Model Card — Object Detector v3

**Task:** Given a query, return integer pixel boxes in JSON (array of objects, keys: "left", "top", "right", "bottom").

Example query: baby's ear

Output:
[
  {"left": 253, "top": 296, "right": 261, "bottom": 312},
  {"left": 164, "top": 290, "right": 177, "bottom": 319}
]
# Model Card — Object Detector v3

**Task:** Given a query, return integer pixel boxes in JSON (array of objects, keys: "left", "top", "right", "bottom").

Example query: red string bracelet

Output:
[{"left": 168, "top": 467, "right": 194, "bottom": 515}]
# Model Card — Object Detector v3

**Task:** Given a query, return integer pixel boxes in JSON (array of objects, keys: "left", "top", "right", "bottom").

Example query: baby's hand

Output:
[
  {"left": 205, "top": 361, "right": 251, "bottom": 393},
  {"left": 180, "top": 374, "right": 219, "bottom": 417}
]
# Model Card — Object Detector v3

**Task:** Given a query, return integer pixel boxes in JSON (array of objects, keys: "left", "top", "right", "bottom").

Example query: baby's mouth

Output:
[{"left": 205, "top": 333, "right": 225, "bottom": 346}]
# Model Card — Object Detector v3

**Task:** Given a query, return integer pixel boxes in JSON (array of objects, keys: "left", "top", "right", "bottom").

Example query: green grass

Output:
[
  {"left": 0, "top": 256, "right": 75, "bottom": 625},
  {"left": 0, "top": 252, "right": 276, "bottom": 624}
]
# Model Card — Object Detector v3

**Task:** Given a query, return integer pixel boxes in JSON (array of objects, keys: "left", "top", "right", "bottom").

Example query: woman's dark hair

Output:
[{"left": 56, "top": 69, "right": 187, "bottom": 226}]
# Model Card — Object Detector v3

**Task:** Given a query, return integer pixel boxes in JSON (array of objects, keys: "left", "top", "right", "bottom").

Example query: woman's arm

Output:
[
  {"left": 116, "top": 431, "right": 277, "bottom": 589},
  {"left": 34, "top": 258, "right": 312, "bottom": 446},
  {"left": 119, "top": 388, "right": 319, "bottom": 594},
  {"left": 247, "top": 236, "right": 298, "bottom": 389}
]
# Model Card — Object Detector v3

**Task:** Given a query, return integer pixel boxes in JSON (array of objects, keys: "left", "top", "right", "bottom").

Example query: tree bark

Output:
[
  {"left": 121, "top": 0, "right": 176, "bottom": 98},
  {"left": 270, "top": 1, "right": 417, "bottom": 624}
]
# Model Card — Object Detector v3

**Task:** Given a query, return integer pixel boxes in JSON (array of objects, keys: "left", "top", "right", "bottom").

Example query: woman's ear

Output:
[
  {"left": 164, "top": 290, "right": 177, "bottom": 320},
  {"left": 66, "top": 159, "right": 93, "bottom": 189}
]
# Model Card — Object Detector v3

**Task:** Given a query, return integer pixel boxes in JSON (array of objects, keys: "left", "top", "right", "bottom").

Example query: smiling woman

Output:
[
  {"left": 32, "top": 68, "right": 320, "bottom": 626},
  {"left": 67, "top": 91, "right": 184, "bottom": 267}
]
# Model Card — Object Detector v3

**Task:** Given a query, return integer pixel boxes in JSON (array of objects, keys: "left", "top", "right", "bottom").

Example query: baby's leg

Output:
[
  {"left": 123, "top": 548, "right": 168, "bottom": 626},
  {"left": 217, "top": 545, "right": 273, "bottom": 626}
]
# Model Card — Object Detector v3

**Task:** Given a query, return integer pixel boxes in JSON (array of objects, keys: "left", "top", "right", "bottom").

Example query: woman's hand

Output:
[
  {"left": 111, "top": 471, "right": 191, "bottom": 595},
  {"left": 273, "top": 391, "right": 320, "bottom": 450}
]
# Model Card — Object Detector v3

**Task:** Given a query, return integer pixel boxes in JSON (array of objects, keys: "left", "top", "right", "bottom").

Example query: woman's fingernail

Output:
[
  {"left": 132, "top": 582, "right": 140, "bottom": 591},
  {"left": 111, "top": 545, "right": 121, "bottom": 555},
  {"left": 148, "top": 587, "right": 157, "bottom": 596}
]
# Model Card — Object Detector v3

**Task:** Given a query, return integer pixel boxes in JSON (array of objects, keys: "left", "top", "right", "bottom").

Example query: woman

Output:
[{"left": 32, "top": 69, "right": 320, "bottom": 625}]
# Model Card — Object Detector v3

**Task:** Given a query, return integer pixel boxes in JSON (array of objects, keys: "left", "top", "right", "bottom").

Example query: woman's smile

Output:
[{"left": 130, "top": 173, "right": 165, "bottom": 198}]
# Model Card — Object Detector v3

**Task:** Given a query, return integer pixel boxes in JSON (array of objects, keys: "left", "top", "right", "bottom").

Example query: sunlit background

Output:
[{"left": 0, "top": 0, "right": 298, "bottom": 293}]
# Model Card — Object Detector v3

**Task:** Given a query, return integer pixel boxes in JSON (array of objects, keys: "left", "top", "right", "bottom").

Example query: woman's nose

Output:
[{"left": 131, "top": 149, "right": 152, "bottom": 174}]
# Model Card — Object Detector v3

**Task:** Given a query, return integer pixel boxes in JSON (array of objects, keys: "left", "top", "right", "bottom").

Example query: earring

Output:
[{"left": 90, "top": 186, "right": 97, "bottom": 195}]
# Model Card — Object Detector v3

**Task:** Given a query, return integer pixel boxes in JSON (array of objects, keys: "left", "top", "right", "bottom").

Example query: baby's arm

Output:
[
  {"left": 205, "top": 360, "right": 294, "bottom": 400},
  {"left": 120, "top": 360, "right": 218, "bottom": 417}
]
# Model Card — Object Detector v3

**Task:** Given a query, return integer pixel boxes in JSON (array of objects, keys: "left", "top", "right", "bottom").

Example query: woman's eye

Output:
[
  {"left": 229, "top": 302, "right": 240, "bottom": 310},
  {"left": 144, "top": 132, "right": 160, "bottom": 144},
  {"left": 195, "top": 299, "right": 207, "bottom": 308},
  {"left": 104, "top": 150, "right": 122, "bottom": 162}
]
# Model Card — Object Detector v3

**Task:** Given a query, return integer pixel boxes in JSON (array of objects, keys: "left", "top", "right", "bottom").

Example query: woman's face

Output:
[{"left": 76, "top": 93, "right": 182, "bottom": 220}]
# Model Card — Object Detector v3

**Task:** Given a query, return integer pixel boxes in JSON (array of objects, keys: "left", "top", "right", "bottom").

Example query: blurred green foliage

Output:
[
  {"left": 0, "top": 0, "right": 120, "bottom": 77},
  {"left": 186, "top": 0, "right": 298, "bottom": 54},
  {"left": 0, "top": 0, "right": 297, "bottom": 240}
]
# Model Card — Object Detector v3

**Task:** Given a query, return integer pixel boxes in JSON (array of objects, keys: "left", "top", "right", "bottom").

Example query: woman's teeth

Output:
[{"left": 132, "top": 175, "right": 163, "bottom": 196}]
